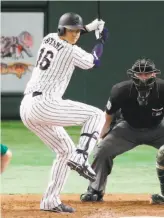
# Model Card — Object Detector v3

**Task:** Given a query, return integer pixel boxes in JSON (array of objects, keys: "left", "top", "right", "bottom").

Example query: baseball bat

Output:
[
  {"left": 97, "top": 0, "right": 101, "bottom": 20},
  {"left": 97, "top": 1, "right": 102, "bottom": 39}
]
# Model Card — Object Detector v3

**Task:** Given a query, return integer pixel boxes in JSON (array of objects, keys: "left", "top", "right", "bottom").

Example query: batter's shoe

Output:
[
  {"left": 67, "top": 151, "right": 96, "bottom": 182},
  {"left": 80, "top": 186, "right": 104, "bottom": 202},
  {"left": 151, "top": 194, "right": 164, "bottom": 204},
  {"left": 41, "top": 203, "right": 75, "bottom": 213}
]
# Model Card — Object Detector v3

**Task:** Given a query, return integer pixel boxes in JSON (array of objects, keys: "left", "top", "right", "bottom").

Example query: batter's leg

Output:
[
  {"left": 21, "top": 109, "right": 75, "bottom": 209},
  {"left": 67, "top": 108, "right": 105, "bottom": 181},
  {"left": 39, "top": 126, "right": 75, "bottom": 210},
  {"left": 26, "top": 97, "right": 105, "bottom": 181}
]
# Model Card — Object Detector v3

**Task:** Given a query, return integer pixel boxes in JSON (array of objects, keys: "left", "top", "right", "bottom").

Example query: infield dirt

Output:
[{"left": 1, "top": 194, "right": 164, "bottom": 218}]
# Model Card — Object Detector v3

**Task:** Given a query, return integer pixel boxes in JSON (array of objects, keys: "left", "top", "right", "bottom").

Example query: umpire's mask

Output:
[{"left": 127, "top": 58, "right": 161, "bottom": 106}]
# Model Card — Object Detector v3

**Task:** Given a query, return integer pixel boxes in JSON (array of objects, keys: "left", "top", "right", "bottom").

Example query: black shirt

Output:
[{"left": 106, "top": 78, "right": 164, "bottom": 128}]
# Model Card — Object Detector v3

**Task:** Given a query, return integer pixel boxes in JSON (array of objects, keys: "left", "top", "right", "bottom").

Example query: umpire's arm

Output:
[
  {"left": 100, "top": 84, "right": 122, "bottom": 138},
  {"left": 100, "top": 113, "right": 113, "bottom": 138}
]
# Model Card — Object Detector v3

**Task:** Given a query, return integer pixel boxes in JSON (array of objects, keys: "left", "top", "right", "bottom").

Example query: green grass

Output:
[
  {"left": 1, "top": 121, "right": 160, "bottom": 194},
  {"left": 1, "top": 121, "right": 157, "bottom": 166},
  {"left": 1, "top": 121, "right": 80, "bottom": 165}
]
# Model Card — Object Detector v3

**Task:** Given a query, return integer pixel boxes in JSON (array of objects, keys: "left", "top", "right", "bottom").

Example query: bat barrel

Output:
[{"left": 97, "top": 1, "right": 101, "bottom": 20}]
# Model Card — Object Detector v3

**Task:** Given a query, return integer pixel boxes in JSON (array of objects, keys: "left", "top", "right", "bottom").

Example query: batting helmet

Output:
[
  {"left": 57, "top": 12, "right": 84, "bottom": 36},
  {"left": 127, "top": 58, "right": 161, "bottom": 88}
]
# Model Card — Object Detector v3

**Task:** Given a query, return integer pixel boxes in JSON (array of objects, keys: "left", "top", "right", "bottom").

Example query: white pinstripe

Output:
[
  {"left": 20, "top": 33, "right": 105, "bottom": 210},
  {"left": 24, "top": 33, "right": 94, "bottom": 97},
  {"left": 20, "top": 94, "right": 104, "bottom": 209}
]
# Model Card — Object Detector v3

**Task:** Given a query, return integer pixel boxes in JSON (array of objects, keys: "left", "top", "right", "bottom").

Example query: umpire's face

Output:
[
  {"left": 134, "top": 72, "right": 156, "bottom": 81},
  {"left": 65, "top": 28, "right": 81, "bottom": 44}
]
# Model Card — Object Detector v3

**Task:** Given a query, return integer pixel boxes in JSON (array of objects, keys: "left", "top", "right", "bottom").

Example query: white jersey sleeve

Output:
[{"left": 73, "top": 45, "right": 94, "bottom": 70}]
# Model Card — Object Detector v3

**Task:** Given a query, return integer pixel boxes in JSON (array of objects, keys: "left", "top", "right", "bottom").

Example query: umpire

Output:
[{"left": 80, "top": 58, "right": 164, "bottom": 204}]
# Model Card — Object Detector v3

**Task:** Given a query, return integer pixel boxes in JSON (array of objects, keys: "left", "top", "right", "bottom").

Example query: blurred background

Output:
[
  {"left": 1, "top": 1, "right": 163, "bottom": 195},
  {"left": 1, "top": 1, "right": 164, "bottom": 119}
]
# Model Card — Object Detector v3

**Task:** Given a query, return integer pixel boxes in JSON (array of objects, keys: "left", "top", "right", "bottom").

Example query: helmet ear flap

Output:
[{"left": 58, "top": 27, "right": 65, "bottom": 36}]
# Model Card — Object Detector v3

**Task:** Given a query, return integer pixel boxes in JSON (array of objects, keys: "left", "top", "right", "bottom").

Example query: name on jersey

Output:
[{"left": 43, "top": 37, "right": 64, "bottom": 51}]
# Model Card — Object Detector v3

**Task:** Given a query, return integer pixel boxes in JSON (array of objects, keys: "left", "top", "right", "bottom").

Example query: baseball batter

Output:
[{"left": 20, "top": 12, "right": 108, "bottom": 213}]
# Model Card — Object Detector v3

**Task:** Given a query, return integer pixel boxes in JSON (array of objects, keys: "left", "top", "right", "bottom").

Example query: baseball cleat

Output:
[
  {"left": 67, "top": 160, "right": 96, "bottom": 182},
  {"left": 80, "top": 187, "right": 104, "bottom": 202},
  {"left": 80, "top": 193, "right": 100, "bottom": 202},
  {"left": 150, "top": 194, "right": 164, "bottom": 204},
  {"left": 41, "top": 203, "right": 75, "bottom": 213}
]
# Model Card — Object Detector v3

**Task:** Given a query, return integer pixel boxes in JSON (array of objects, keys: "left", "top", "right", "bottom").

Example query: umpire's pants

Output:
[{"left": 90, "top": 119, "right": 164, "bottom": 192}]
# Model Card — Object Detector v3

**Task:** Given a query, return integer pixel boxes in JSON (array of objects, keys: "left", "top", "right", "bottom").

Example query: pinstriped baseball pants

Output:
[{"left": 20, "top": 93, "right": 105, "bottom": 209}]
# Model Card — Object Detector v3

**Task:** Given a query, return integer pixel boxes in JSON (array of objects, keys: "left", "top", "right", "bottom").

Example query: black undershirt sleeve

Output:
[{"left": 105, "top": 84, "right": 122, "bottom": 115}]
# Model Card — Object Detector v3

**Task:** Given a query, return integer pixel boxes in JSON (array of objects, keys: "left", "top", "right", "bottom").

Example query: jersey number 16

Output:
[{"left": 36, "top": 48, "right": 54, "bottom": 70}]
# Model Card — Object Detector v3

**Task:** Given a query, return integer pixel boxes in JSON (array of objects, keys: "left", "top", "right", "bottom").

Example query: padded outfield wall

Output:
[{"left": 1, "top": 1, "right": 164, "bottom": 119}]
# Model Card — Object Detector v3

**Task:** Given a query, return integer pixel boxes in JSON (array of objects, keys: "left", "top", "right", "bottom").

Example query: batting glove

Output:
[
  {"left": 85, "top": 18, "right": 105, "bottom": 32},
  {"left": 96, "top": 27, "right": 109, "bottom": 44}
]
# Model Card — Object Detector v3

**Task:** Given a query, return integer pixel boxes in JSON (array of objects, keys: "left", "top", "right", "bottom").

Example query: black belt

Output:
[{"left": 32, "top": 91, "right": 42, "bottom": 97}]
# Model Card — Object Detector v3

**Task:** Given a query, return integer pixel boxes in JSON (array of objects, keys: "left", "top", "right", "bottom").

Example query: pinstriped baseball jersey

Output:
[
  {"left": 24, "top": 33, "right": 94, "bottom": 97},
  {"left": 20, "top": 32, "right": 105, "bottom": 210}
]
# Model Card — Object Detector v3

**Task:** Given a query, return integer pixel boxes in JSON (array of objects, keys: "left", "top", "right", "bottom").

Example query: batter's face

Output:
[{"left": 63, "top": 28, "right": 81, "bottom": 44}]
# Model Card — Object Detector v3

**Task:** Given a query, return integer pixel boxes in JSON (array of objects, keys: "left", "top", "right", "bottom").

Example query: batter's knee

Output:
[{"left": 156, "top": 145, "right": 164, "bottom": 167}]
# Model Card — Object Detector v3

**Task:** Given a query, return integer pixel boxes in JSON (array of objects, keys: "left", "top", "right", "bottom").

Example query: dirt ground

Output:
[{"left": 1, "top": 194, "right": 164, "bottom": 218}]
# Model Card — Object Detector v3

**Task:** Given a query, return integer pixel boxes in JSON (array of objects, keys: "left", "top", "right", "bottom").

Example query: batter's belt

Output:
[{"left": 32, "top": 91, "right": 42, "bottom": 97}]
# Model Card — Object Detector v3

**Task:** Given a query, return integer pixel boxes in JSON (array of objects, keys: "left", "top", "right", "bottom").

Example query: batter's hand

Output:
[
  {"left": 85, "top": 19, "right": 105, "bottom": 32},
  {"left": 96, "top": 27, "right": 109, "bottom": 43}
]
